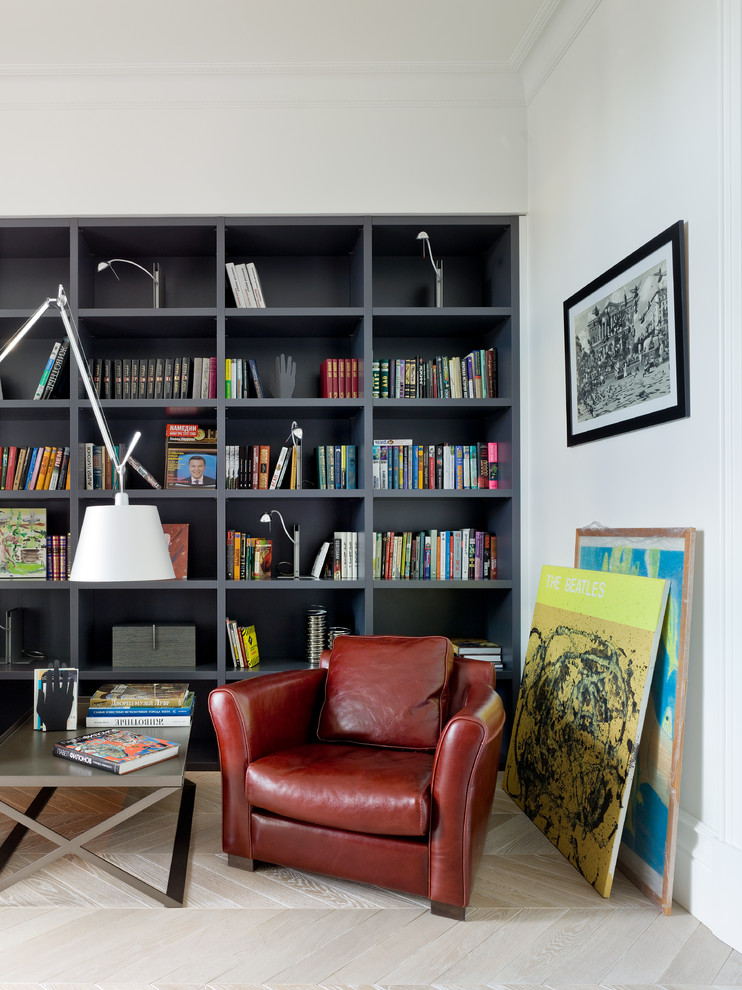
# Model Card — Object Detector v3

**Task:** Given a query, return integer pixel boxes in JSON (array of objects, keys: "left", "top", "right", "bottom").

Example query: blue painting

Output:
[{"left": 575, "top": 528, "right": 695, "bottom": 913}]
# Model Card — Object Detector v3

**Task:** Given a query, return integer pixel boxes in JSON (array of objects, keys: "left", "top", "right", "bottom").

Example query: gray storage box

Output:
[{"left": 112, "top": 623, "right": 196, "bottom": 668}]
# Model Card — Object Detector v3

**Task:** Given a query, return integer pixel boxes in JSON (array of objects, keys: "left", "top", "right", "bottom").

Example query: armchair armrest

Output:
[
  {"left": 208, "top": 668, "right": 327, "bottom": 861},
  {"left": 428, "top": 681, "right": 506, "bottom": 909}
]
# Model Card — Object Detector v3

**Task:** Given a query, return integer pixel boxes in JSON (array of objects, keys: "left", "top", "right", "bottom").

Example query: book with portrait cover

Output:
[{"left": 52, "top": 728, "right": 179, "bottom": 774}]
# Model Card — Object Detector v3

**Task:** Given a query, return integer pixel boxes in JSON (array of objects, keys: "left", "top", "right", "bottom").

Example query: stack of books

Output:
[
  {"left": 451, "top": 638, "right": 504, "bottom": 670},
  {"left": 85, "top": 682, "right": 194, "bottom": 728}
]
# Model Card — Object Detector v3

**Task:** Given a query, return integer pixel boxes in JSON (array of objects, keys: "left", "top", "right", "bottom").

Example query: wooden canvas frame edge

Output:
[
  {"left": 564, "top": 220, "right": 689, "bottom": 447},
  {"left": 574, "top": 525, "right": 696, "bottom": 913}
]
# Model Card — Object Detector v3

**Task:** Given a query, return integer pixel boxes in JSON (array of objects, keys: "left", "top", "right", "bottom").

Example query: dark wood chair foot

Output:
[
  {"left": 430, "top": 900, "right": 466, "bottom": 920},
  {"left": 227, "top": 854, "right": 255, "bottom": 871}
]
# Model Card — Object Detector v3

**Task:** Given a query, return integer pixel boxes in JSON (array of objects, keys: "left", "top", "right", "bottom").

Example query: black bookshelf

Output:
[{"left": 0, "top": 215, "right": 520, "bottom": 768}]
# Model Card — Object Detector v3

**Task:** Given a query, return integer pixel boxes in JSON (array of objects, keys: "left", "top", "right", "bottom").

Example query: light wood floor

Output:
[{"left": 0, "top": 772, "right": 739, "bottom": 989}]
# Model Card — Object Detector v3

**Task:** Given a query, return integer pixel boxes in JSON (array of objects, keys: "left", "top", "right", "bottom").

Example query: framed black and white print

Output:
[{"left": 564, "top": 221, "right": 689, "bottom": 446}]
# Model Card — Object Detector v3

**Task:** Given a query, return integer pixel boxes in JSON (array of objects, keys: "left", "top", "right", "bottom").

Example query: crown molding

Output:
[
  {"left": 0, "top": 59, "right": 514, "bottom": 78},
  {"left": 0, "top": 59, "right": 527, "bottom": 110},
  {"left": 519, "top": 0, "right": 604, "bottom": 104}
]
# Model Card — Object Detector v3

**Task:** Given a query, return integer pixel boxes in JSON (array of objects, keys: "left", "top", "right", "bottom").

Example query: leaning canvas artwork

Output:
[
  {"left": 575, "top": 527, "right": 696, "bottom": 913},
  {"left": 505, "top": 564, "right": 669, "bottom": 897}
]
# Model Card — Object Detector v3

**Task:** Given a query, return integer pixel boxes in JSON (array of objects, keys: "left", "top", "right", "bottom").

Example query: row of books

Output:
[
  {"left": 315, "top": 445, "right": 357, "bottom": 489},
  {"left": 33, "top": 339, "right": 70, "bottom": 400},
  {"left": 330, "top": 531, "right": 359, "bottom": 581},
  {"left": 372, "top": 349, "right": 497, "bottom": 399},
  {"left": 319, "top": 357, "right": 360, "bottom": 399},
  {"left": 0, "top": 446, "right": 71, "bottom": 491},
  {"left": 85, "top": 682, "right": 195, "bottom": 728},
  {"left": 225, "top": 262, "right": 266, "bottom": 308},
  {"left": 226, "top": 532, "right": 272, "bottom": 581},
  {"left": 45, "top": 533, "right": 70, "bottom": 581},
  {"left": 87, "top": 356, "right": 218, "bottom": 400},
  {"left": 80, "top": 443, "right": 124, "bottom": 490},
  {"left": 373, "top": 529, "right": 498, "bottom": 581},
  {"left": 225, "top": 357, "right": 264, "bottom": 398},
  {"left": 225, "top": 619, "right": 260, "bottom": 668},
  {"left": 372, "top": 440, "right": 498, "bottom": 490}
]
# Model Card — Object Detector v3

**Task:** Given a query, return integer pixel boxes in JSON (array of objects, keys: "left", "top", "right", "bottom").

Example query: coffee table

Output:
[{"left": 0, "top": 709, "right": 195, "bottom": 907}]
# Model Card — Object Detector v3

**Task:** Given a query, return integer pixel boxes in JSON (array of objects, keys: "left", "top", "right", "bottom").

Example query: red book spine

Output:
[{"left": 487, "top": 442, "right": 499, "bottom": 490}]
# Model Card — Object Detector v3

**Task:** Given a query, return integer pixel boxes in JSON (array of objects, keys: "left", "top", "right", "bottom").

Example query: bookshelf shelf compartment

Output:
[{"left": 0, "top": 214, "right": 520, "bottom": 770}]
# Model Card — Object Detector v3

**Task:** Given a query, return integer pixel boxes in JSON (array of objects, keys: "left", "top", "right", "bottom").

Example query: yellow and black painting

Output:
[{"left": 504, "top": 565, "right": 669, "bottom": 897}]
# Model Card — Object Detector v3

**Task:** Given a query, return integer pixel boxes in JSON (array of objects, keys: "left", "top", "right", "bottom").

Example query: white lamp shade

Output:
[{"left": 70, "top": 493, "right": 175, "bottom": 582}]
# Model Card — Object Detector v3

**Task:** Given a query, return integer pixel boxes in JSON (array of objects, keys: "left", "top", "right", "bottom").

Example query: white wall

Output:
[
  {"left": 0, "top": 1, "right": 528, "bottom": 217},
  {"left": 525, "top": 0, "right": 742, "bottom": 952}
]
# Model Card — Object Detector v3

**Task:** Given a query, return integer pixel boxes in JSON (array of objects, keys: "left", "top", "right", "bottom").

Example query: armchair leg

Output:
[
  {"left": 430, "top": 900, "right": 466, "bottom": 921},
  {"left": 227, "top": 854, "right": 255, "bottom": 872}
]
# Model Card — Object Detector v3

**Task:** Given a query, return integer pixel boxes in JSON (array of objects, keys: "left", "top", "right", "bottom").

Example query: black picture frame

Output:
[{"left": 563, "top": 220, "right": 689, "bottom": 446}]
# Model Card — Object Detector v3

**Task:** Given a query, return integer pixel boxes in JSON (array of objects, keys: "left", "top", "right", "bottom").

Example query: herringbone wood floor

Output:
[{"left": 0, "top": 772, "right": 739, "bottom": 988}]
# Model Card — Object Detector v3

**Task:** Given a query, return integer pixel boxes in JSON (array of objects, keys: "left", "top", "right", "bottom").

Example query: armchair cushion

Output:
[
  {"left": 246, "top": 742, "right": 435, "bottom": 835},
  {"left": 317, "top": 634, "right": 453, "bottom": 750}
]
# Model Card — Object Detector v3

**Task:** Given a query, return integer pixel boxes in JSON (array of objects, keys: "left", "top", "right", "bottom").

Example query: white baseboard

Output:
[{"left": 674, "top": 810, "right": 742, "bottom": 953}]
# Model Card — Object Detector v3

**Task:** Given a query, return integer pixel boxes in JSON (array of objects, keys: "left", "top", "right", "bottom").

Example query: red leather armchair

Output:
[{"left": 208, "top": 634, "right": 506, "bottom": 919}]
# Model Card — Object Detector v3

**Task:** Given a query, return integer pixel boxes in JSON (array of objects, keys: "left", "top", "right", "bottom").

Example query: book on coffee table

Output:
[{"left": 52, "top": 728, "right": 179, "bottom": 774}]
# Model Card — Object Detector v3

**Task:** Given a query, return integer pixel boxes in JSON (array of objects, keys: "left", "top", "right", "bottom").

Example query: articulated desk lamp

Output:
[
  {"left": 0, "top": 286, "right": 174, "bottom": 581},
  {"left": 416, "top": 231, "right": 444, "bottom": 307},
  {"left": 97, "top": 258, "right": 161, "bottom": 309},
  {"left": 260, "top": 421, "right": 304, "bottom": 579}
]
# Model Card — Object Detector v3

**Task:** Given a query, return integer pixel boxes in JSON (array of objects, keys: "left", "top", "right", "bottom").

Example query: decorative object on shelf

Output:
[
  {"left": 112, "top": 622, "right": 196, "bottom": 668},
  {"left": 0, "top": 285, "right": 174, "bottom": 582},
  {"left": 97, "top": 258, "right": 162, "bottom": 308},
  {"left": 504, "top": 564, "right": 670, "bottom": 899},
  {"left": 310, "top": 540, "right": 331, "bottom": 579},
  {"left": 260, "top": 509, "right": 300, "bottom": 580},
  {"left": 305, "top": 604, "right": 327, "bottom": 666},
  {"left": 327, "top": 625, "right": 351, "bottom": 649},
  {"left": 270, "top": 353, "right": 296, "bottom": 398},
  {"left": 416, "top": 230, "right": 443, "bottom": 307},
  {"left": 574, "top": 525, "right": 696, "bottom": 915},
  {"left": 33, "top": 661, "right": 78, "bottom": 731},
  {"left": 1, "top": 606, "right": 23, "bottom": 663},
  {"left": 563, "top": 220, "right": 689, "bottom": 446}
]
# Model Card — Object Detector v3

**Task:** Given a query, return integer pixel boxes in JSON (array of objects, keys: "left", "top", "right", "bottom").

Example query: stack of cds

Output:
[{"left": 306, "top": 605, "right": 328, "bottom": 666}]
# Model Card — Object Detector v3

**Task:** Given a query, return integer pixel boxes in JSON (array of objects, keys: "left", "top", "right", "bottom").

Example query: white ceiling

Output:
[{"left": 0, "top": 0, "right": 559, "bottom": 68}]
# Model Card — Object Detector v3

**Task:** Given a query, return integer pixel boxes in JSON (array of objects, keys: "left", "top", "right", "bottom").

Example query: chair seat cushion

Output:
[{"left": 245, "top": 742, "right": 435, "bottom": 836}]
